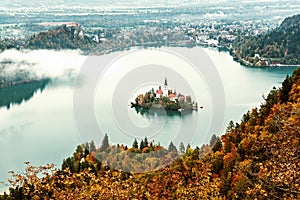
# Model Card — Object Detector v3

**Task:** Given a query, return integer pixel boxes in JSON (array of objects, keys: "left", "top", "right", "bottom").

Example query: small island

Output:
[{"left": 131, "top": 77, "right": 200, "bottom": 113}]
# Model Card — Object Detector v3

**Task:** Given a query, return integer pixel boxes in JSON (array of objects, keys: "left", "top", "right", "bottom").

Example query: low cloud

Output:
[{"left": 0, "top": 49, "right": 87, "bottom": 83}]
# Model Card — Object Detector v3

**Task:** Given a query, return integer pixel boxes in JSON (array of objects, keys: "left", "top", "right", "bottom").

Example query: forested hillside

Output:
[
  {"left": 23, "top": 25, "right": 96, "bottom": 51},
  {"left": 234, "top": 14, "right": 300, "bottom": 66},
  {"left": 2, "top": 67, "right": 300, "bottom": 199}
]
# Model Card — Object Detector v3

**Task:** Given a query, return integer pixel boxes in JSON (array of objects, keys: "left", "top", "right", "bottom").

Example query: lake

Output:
[{"left": 0, "top": 46, "right": 297, "bottom": 192}]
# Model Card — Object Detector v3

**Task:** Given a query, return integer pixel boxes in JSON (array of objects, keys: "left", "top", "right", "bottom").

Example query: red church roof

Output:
[{"left": 156, "top": 89, "right": 163, "bottom": 95}]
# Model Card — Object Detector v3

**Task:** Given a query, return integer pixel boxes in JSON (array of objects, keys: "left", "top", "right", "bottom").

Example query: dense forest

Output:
[
  {"left": 234, "top": 14, "right": 300, "bottom": 66},
  {"left": 23, "top": 25, "right": 96, "bottom": 51},
  {"left": 1, "top": 67, "right": 299, "bottom": 199},
  {"left": 0, "top": 25, "right": 97, "bottom": 52}
]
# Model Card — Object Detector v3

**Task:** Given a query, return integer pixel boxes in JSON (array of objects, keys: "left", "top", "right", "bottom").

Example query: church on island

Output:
[
  {"left": 131, "top": 77, "right": 199, "bottom": 112},
  {"left": 155, "top": 77, "right": 178, "bottom": 101}
]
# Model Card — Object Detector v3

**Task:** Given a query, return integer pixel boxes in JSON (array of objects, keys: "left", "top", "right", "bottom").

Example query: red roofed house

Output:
[
  {"left": 169, "top": 93, "right": 177, "bottom": 101},
  {"left": 156, "top": 89, "right": 163, "bottom": 95}
]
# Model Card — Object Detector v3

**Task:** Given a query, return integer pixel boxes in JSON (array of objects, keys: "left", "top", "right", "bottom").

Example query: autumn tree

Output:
[{"left": 186, "top": 143, "right": 191, "bottom": 154}]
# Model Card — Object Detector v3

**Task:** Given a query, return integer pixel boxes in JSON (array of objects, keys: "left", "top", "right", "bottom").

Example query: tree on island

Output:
[
  {"left": 131, "top": 79, "right": 196, "bottom": 112},
  {"left": 100, "top": 134, "right": 109, "bottom": 152}
]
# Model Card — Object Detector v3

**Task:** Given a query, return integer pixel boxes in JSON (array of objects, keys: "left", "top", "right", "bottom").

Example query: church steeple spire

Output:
[{"left": 164, "top": 77, "right": 168, "bottom": 86}]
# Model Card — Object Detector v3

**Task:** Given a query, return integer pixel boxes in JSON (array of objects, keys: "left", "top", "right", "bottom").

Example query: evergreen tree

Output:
[
  {"left": 84, "top": 142, "right": 90, "bottom": 152},
  {"left": 212, "top": 139, "right": 222, "bottom": 152},
  {"left": 280, "top": 75, "right": 293, "bottom": 103},
  {"left": 186, "top": 143, "right": 191, "bottom": 154},
  {"left": 226, "top": 121, "right": 235, "bottom": 132},
  {"left": 186, "top": 143, "right": 191, "bottom": 149},
  {"left": 168, "top": 141, "right": 177, "bottom": 152},
  {"left": 62, "top": 157, "right": 75, "bottom": 172},
  {"left": 74, "top": 145, "right": 84, "bottom": 160},
  {"left": 132, "top": 139, "right": 138, "bottom": 149},
  {"left": 242, "top": 111, "right": 250, "bottom": 123},
  {"left": 140, "top": 140, "right": 145, "bottom": 151},
  {"left": 90, "top": 140, "right": 96, "bottom": 152},
  {"left": 210, "top": 134, "right": 218, "bottom": 147},
  {"left": 75, "top": 145, "right": 84, "bottom": 155},
  {"left": 84, "top": 146, "right": 89, "bottom": 158},
  {"left": 144, "top": 137, "right": 149, "bottom": 147},
  {"left": 96, "top": 159, "right": 102, "bottom": 171},
  {"left": 192, "top": 146, "right": 200, "bottom": 160},
  {"left": 179, "top": 142, "right": 185, "bottom": 153},
  {"left": 100, "top": 134, "right": 109, "bottom": 152}
]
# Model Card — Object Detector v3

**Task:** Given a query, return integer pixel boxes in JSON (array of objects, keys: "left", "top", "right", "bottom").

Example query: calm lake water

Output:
[{"left": 0, "top": 47, "right": 297, "bottom": 192}]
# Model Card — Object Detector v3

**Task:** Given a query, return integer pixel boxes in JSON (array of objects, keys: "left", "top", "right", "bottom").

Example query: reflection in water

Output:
[
  {"left": 133, "top": 106, "right": 193, "bottom": 117},
  {"left": 0, "top": 79, "right": 49, "bottom": 109}
]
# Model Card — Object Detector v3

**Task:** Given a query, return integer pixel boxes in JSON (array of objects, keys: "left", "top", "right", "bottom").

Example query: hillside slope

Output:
[
  {"left": 234, "top": 14, "right": 300, "bottom": 66},
  {"left": 23, "top": 25, "right": 96, "bottom": 51},
  {"left": 211, "top": 67, "right": 300, "bottom": 198}
]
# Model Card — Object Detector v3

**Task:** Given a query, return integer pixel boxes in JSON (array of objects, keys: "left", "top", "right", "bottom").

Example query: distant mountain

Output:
[
  {"left": 234, "top": 14, "right": 300, "bottom": 66},
  {"left": 24, "top": 25, "right": 96, "bottom": 51}
]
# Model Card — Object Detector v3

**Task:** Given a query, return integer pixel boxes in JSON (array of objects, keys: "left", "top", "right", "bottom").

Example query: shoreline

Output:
[
  {"left": 235, "top": 56, "right": 300, "bottom": 68},
  {"left": 225, "top": 48, "right": 300, "bottom": 68},
  {"left": 131, "top": 103, "right": 198, "bottom": 112}
]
